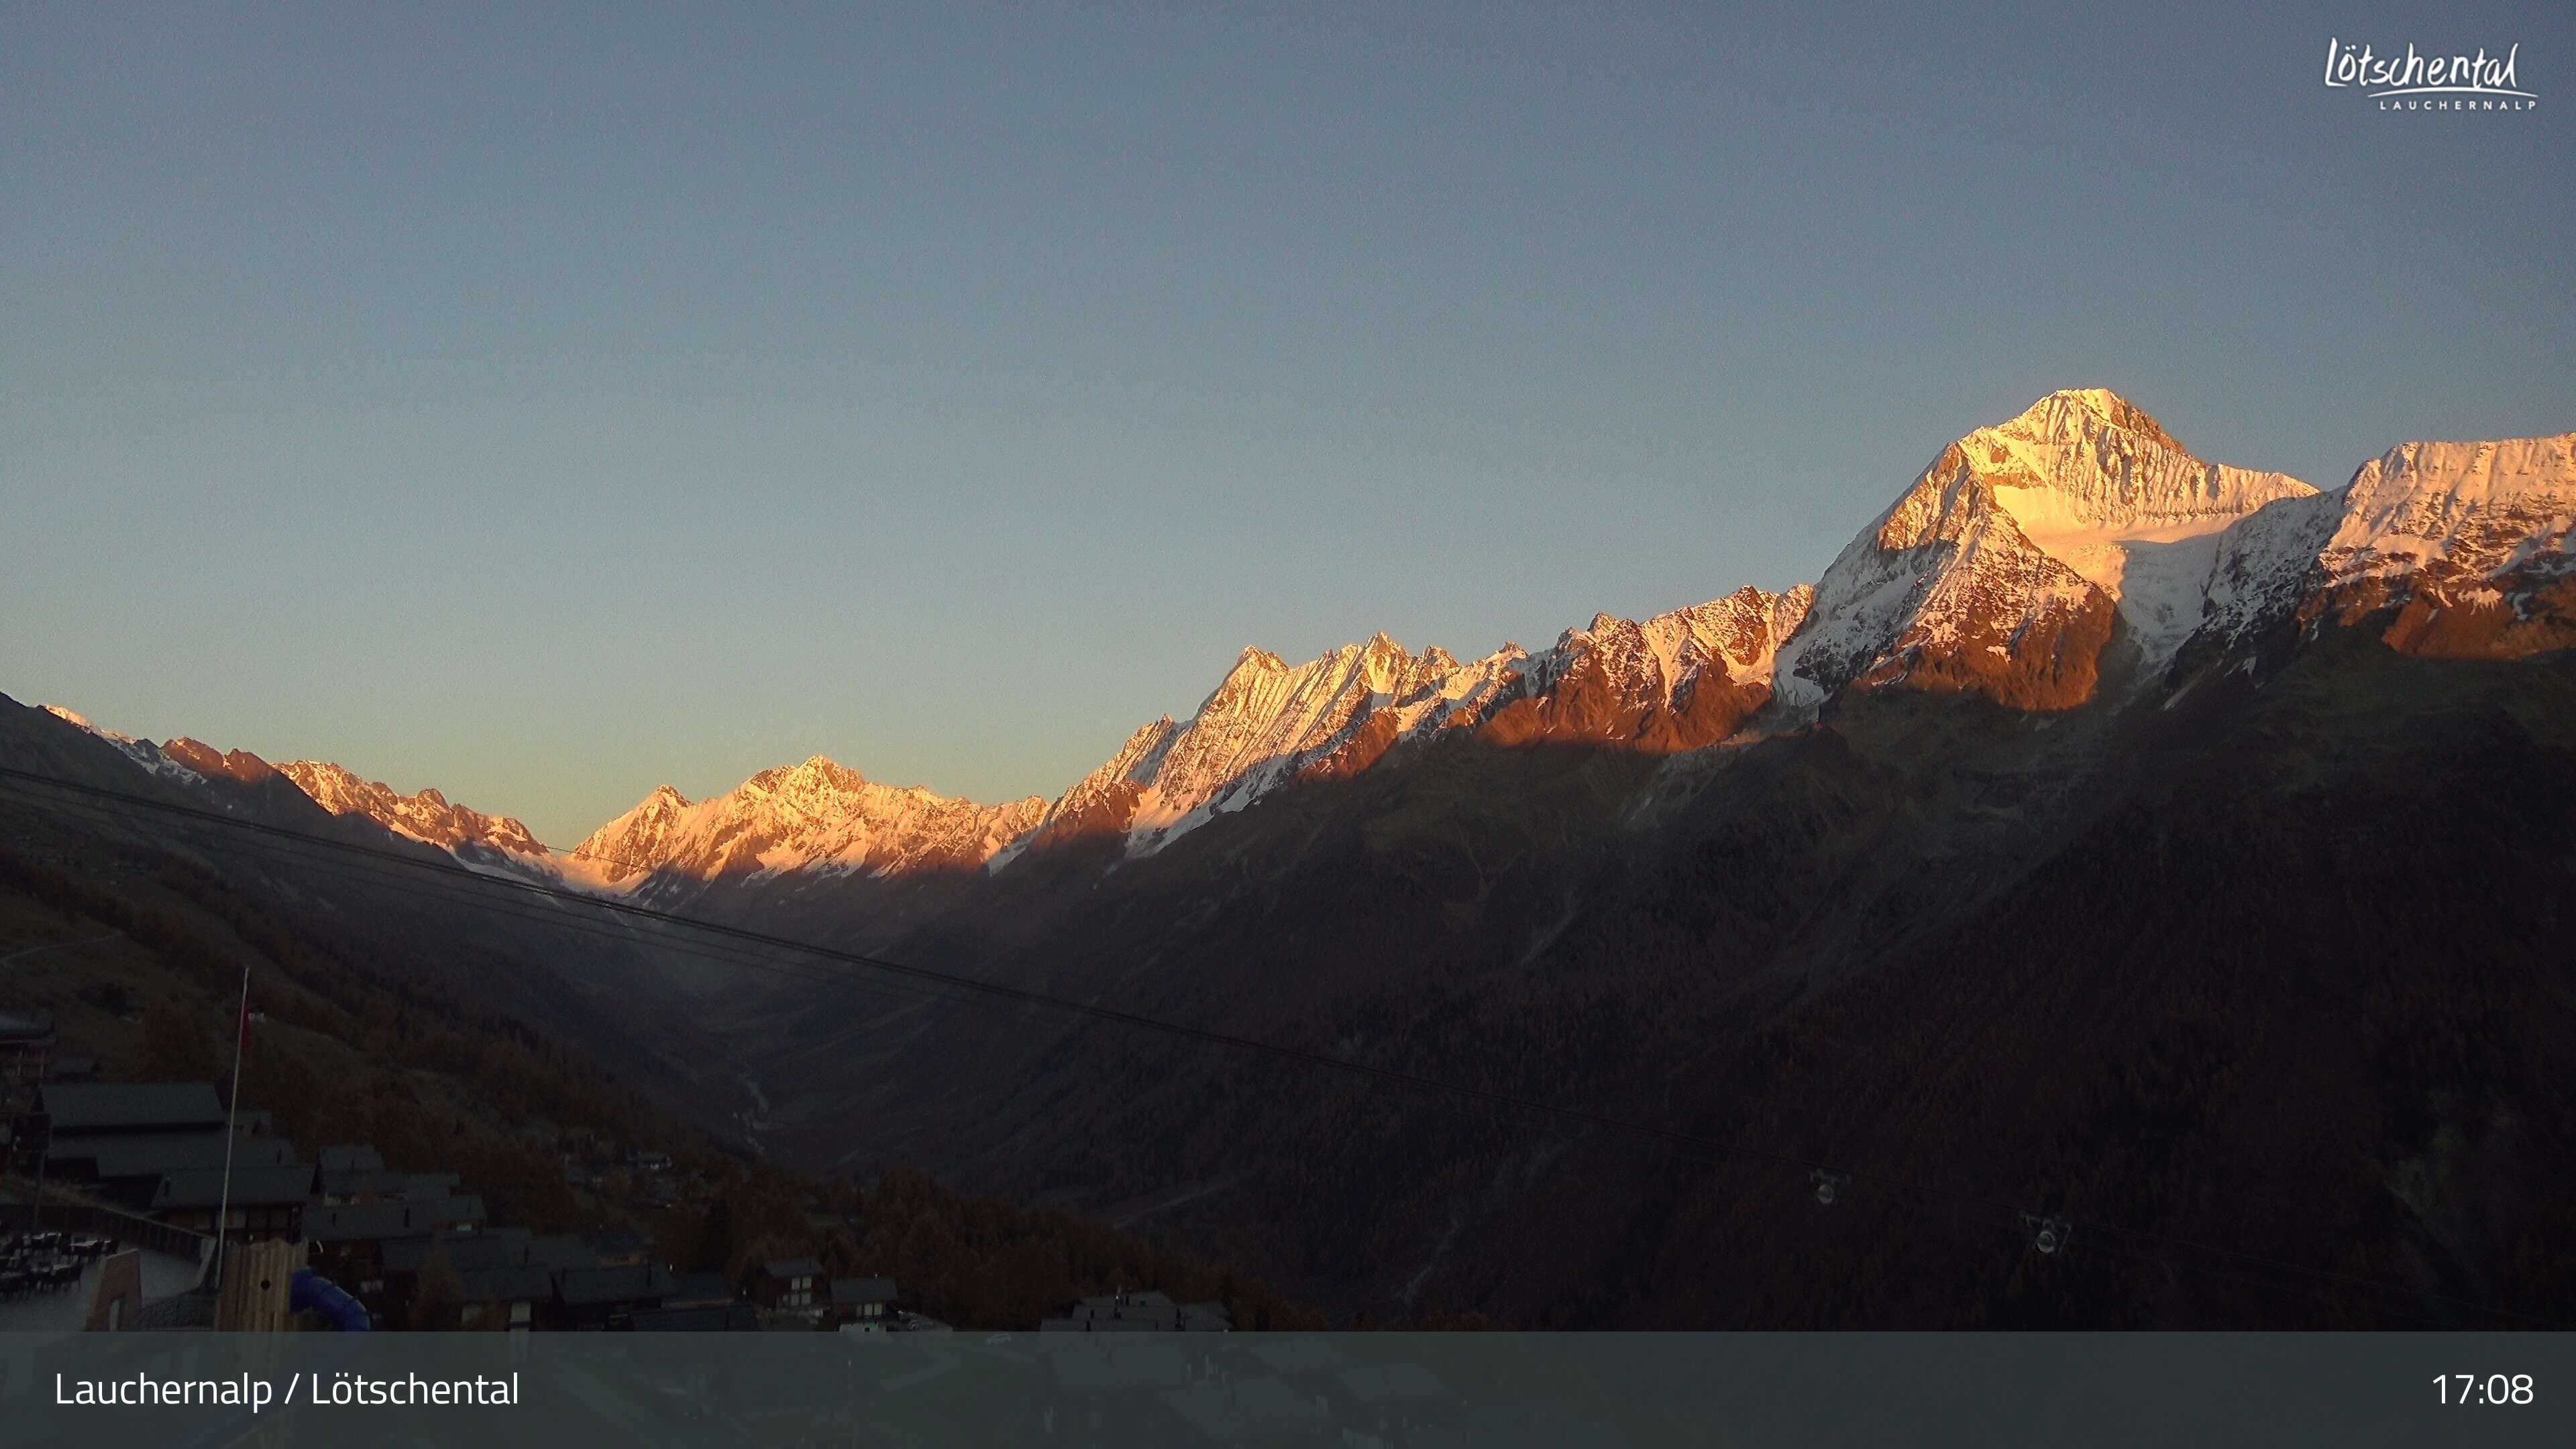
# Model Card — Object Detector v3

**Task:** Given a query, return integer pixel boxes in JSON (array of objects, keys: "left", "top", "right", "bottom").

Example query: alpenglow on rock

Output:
[
  {"left": 2205, "top": 431, "right": 2576, "bottom": 657},
  {"left": 571, "top": 756, "right": 1046, "bottom": 896},
  {"left": 1004, "top": 584, "right": 1815, "bottom": 863},
  {"left": 277, "top": 759, "right": 549, "bottom": 857},
  {"left": 1773, "top": 388, "right": 2316, "bottom": 710}
]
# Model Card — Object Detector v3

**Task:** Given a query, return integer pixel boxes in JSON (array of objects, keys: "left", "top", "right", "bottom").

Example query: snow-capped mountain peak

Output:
[
  {"left": 572, "top": 755, "right": 1046, "bottom": 898},
  {"left": 1776, "top": 389, "right": 2316, "bottom": 710},
  {"left": 1007, "top": 582, "right": 1815, "bottom": 863}
]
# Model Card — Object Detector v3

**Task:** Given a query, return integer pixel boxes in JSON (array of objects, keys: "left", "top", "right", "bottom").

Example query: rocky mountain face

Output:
[
  {"left": 569, "top": 757, "right": 1046, "bottom": 906},
  {"left": 276, "top": 759, "right": 548, "bottom": 857},
  {"left": 2306, "top": 434, "right": 2576, "bottom": 656},
  {"left": 31, "top": 709, "right": 549, "bottom": 864},
  {"left": 1774, "top": 388, "right": 2317, "bottom": 710},
  {"left": 1006, "top": 583, "right": 1813, "bottom": 863}
]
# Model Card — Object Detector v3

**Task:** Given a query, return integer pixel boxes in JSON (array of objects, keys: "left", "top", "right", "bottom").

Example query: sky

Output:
[{"left": 5, "top": 1, "right": 2571, "bottom": 847}]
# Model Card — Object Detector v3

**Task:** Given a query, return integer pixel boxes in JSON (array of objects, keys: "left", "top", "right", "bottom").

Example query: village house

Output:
[
  {"left": 305, "top": 1196, "right": 492, "bottom": 1301},
  {"left": 828, "top": 1275, "right": 896, "bottom": 1328},
  {"left": 48, "top": 1131, "right": 303, "bottom": 1210},
  {"left": 665, "top": 1271, "right": 734, "bottom": 1309},
  {"left": 455, "top": 1264, "right": 555, "bottom": 1331},
  {"left": 1039, "top": 1289, "right": 1231, "bottom": 1332},
  {"left": 32, "top": 1081, "right": 227, "bottom": 1144},
  {"left": 748, "top": 1256, "right": 824, "bottom": 1313},
  {"left": 146, "top": 1163, "right": 315, "bottom": 1242},
  {"left": 549, "top": 1263, "right": 676, "bottom": 1330}
]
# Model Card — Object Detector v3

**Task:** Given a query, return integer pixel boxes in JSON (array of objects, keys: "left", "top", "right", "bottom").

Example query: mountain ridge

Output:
[{"left": 33, "top": 392, "right": 2573, "bottom": 902}]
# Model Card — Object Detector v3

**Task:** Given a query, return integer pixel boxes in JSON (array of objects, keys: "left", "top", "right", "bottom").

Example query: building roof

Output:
[
  {"left": 583, "top": 1229, "right": 651, "bottom": 1257},
  {"left": 524, "top": 1235, "right": 598, "bottom": 1270},
  {"left": 382, "top": 1228, "right": 533, "bottom": 1275},
  {"left": 555, "top": 1263, "right": 674, "bottom": 1307},
  {"left": 48, "top": 1132, "right": 298, "bottom": 1179},
  {"left": 401, "top": 1172, "right": 463, "bottom": 1201},
  {"left": 35, "top": 1082, "right": 226, "bottom": 1132},
  {"left": 305, "top": 1197, "right": 488, "bottom": 1243},
  {"left": 829, "top": 1276, "right": 896, "bottom": 1306},
  {"left": 666, "top": 1271, "right": 733, "bottom": 1307},
  {"left": 1072, "top": 1299, "right": 1182, "bottom": 1327},
  {"left": 318, "top": 1167, "right": 409, "bottom": 1199},
  {"left": 317, "top": 1144, "right": 386, "bottom": 1173},
  {"left": 149, "top": 1165, "right": 315, "bottom": 1209},
  {"left": 762, "top": 1257, "right": 824, "bottom": 1279},
  {"left": 455, "top": 1264, "right": 556, "bottom": 1304}
]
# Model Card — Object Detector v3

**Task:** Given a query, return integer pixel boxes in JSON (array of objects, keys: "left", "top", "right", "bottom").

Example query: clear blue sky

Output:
[{"left": 6, "top": 1, "right": 2569, "bottom": 845}]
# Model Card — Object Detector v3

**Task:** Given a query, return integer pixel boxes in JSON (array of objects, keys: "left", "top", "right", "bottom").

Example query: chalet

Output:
[
  {"left": 48, "top": 1132, "right": 303, "bottom": 1209},
  {"left": 313, "top": 1146, "right": 399, "bottom": 1203},
  {"left": 317, "top": 1167, "right": 409, "bottom": 1203},
  {"left": 146, "top": 1164, "right": 315, "bottom": 1241},
  {"left": 319, "top": 1144, "right": 386, "bottom": 1173},
  {"left": 1055, "top": 1289, "right": 1181, "bottom": 1330},
  {"left": 665, "top": 1271, "right": 734, "bottom": 1309},
  {"left": 364, "top": 1229, "right": 539, "bottom": 1325},
  {"left": 828, "top": 1275, "right": 896, "bottom": 1328},
  {"left": 749, "top": 1257, "right": 824, "bottom": 1312},
  {"left": 550, "top": 1263, "right": 676, "bottom": 1330},
  {"left": 384, "top": 1228, "right": 532, "bottom": 1274},
  {"left": 34, "top": 1081, "right": 226, "bottom": 1136},
  {"left": 305, "top": 1195, "right": 489, "bottom": 1246},
  {"left": 305, "top": 1197, "right": 491, "bottom": 1296},
  {"left": 455, "top": 1264, "right": 554, "bottom": 1332},
  {"left": 1041, "top": 1289, "right": 1229, "bottom": 1333},
  {"left": 402, "top": 1171, "right": 464, "bottom": 1201}
]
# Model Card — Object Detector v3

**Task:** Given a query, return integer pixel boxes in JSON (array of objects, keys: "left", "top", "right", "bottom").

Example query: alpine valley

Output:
[{"left": 9, "top": 389, "right": 2573, "bottom": 1327}]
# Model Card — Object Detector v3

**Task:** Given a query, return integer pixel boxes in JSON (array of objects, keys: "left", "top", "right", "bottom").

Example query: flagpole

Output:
[{"left": 211, "top": 963, "right": 249, "bottom": 1294}]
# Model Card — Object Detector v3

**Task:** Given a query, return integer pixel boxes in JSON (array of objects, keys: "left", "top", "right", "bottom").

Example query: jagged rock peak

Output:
[
  {"left": 574, "top": 753, "right": 1047, "bottom": 890},
  {"left": 276, "top": 759, "right": 549, "bottom": 857},
  {"left": 1998, "top": 387, "right": 2184, "bottom": 450},
  {"left": 1779, "top": 389, "right": 2315, "bottom": 710}
]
